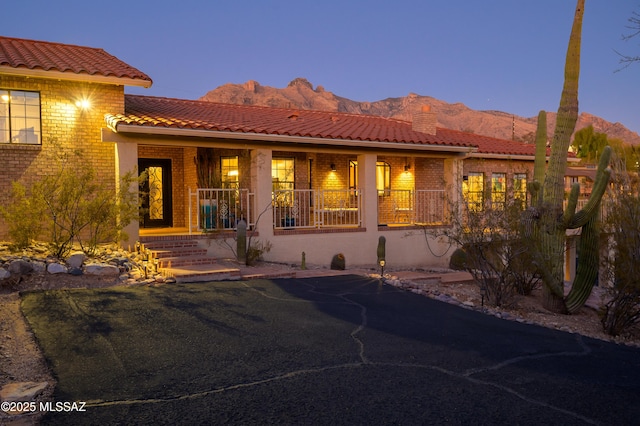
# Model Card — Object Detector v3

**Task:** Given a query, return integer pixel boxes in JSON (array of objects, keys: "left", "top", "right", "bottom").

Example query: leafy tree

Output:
[{"left": 571, "top": 125, "right": 608, "bottom": 163}]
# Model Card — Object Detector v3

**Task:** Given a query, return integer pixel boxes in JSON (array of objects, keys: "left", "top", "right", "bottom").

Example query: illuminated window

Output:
[
  {"left": 348, "top": 160, "right": 391, "bottom": 195},
  {"left": 272, "top": 158, "right": 295, "bottom": 206},
  {"left": 0, "top": 90, "right": 41, "bottom": 144},
  {"left": 514, "top": 173, "right": 528, "bottom": 208},
  {"left": 221, "top": 156, "right": 239, "bottom": 189},
  {"left": 463, "top": 172, "right": 484, "bottom": 212},
  {"left": 491, "top": 173, "right": 506, "bottom": 210}
]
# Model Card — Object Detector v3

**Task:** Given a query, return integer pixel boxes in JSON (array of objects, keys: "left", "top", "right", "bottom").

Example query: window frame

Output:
[
  {"left": 0, "top": 89, "right": 42, "bottom": 145},
  {"left": 220, "top": 156, "right": 239, "bottom": 189},
  {"left": 463, "top": 172, "right": 484, "bottom": 212},
  {"left": 491, "top": 172, "right": 507, "bottom": 210},
  {"left": 348, "top": 160, "right": 391, "bottom": 195}
]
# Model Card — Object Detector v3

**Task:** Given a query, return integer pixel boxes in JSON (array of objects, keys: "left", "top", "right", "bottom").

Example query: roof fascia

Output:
[
  {"left": 109, "top": 123, "right": 477, "bottom": 154},
  {"left": 0, "top": 66, "right": 152, "bottom": 88},
  {"left": 468, "top": 152, "right": 580, "bottom": 163}
]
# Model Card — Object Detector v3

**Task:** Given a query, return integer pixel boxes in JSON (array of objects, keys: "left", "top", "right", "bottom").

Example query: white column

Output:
[
  {"left": 251, "top": 149, "right": 274, "bottom": 239},
  {"left": 115, "top": 141, "right": 139, "bottom": 245},
  {"left": 357, "top": 153, "right": 378, "bottom": 228}
]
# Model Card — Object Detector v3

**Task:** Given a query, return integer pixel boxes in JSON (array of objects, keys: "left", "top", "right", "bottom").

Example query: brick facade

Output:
[{"left": 0, "top": 75, "right": 124, "bottom": 239}]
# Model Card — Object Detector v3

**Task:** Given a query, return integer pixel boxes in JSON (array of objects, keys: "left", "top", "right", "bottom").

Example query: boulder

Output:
[
  {"left": 8, "top": 259, "right": 33, "bottom": 274},
  {"left": 0, "top": 268, "right": 10, "bottom": 280},
  {"left": 0, "top": 382, "right": 48, "bottom": 402},
  {"left": 47, "top": 262, "right": 68, "bottom": 274},
  {"left": 67, "top": 252, "right": 86, "bottom": 269},
  {"left": 85, "top": 263, "right": 119, "bottom": 276}
]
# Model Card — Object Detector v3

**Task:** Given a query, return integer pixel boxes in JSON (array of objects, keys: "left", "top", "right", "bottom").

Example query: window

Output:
[
  {"left": 0, "top": 90, "right": 41, "bottom": 144},
  {"left": 463, "top": 172, "right": 484, "bottom": 212},
  {"left": 221, "top": 156, "right": 239, "bottom": 189},
  {"left": 491, "top": 173, "right": 506, "bottom": 210},
  {"left": 272, "top": 158, "right": 295, "bottom": 205},
  {"left": 514, "top": 173, "right": 527, "bottom": 208},
  {"left": 348, "top": 160, "right": 391, "bottom": 195}
]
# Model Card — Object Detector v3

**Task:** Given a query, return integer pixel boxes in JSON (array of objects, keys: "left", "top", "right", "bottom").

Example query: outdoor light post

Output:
[{"left": 379, "top": 259, "right": 385, "bottom": 277}]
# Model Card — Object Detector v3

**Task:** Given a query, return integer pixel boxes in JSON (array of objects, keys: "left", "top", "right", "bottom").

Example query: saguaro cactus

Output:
[{"left": 526, "top": 0, "right": 611, "bottom": 313}]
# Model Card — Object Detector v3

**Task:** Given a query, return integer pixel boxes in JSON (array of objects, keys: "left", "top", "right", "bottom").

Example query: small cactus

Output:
[{"left": 330, "top": 253, "right": 345, "bottom": 270}]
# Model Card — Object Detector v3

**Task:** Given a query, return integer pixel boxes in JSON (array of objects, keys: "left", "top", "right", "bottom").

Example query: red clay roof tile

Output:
[
  {"left": 0, "top": 36, "right": 152, "bottom": 85},
  {"left": 109, "top": 95, "right": 539, "bottom": 157}
]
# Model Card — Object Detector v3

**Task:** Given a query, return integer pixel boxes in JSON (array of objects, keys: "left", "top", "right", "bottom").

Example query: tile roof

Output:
[
  {"left": 107, "top": 95, "right": 539, "bottom": 157},
  {"left": 0, "top": 36, "right": 152, "bottom": 86}
]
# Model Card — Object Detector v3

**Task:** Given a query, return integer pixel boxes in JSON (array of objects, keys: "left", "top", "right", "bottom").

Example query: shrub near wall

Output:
[{"left": 0, "top": 75, "right": 125, "bottom": 240}]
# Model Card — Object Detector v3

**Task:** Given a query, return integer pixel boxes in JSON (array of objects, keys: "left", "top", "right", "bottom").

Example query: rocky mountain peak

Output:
[{"left": 199, "top": 79, "right": 640, "bottom": 145}]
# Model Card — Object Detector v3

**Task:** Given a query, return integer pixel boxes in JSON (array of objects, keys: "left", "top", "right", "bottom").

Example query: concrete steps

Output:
[{"left": 141, "top": 237, "right": 241, "bottom": 283}]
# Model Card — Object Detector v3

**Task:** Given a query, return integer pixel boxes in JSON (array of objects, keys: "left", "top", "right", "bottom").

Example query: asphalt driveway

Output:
[{"left": 21, "top": 275, "right": 640, "bottom": 425}]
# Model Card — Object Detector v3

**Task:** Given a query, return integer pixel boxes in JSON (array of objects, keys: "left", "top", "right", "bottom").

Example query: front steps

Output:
[{"left": 140, "top": 237, "right": 241, "bottom": 283}]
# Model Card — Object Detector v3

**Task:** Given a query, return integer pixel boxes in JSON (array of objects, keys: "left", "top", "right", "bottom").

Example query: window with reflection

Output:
[{"left": 0, "top": 90, "right": 41, "bottom": 144}]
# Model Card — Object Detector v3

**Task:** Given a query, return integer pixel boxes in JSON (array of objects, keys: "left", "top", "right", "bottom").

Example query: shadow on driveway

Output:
[{"left": 20, "top": 275, "right": 640, "bottom": 425}]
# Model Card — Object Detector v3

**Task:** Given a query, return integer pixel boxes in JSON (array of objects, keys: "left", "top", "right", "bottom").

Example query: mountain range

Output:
[{"left": 199, "top": 78, "right": 640, "bottom": 146}]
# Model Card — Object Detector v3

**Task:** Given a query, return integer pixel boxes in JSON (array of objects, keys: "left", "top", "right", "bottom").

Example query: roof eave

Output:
[
  {"left": 0, "top": 66, "right": 152, "bottom": 88},
  {"left": 468, "top": 152, "right": 581, "bottom": 163},
  {"left": 109, "top": 123, "right": 478, "bottom": 154}
]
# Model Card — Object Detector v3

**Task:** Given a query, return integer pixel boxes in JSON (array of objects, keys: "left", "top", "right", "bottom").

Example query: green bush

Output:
[
  {"left": 1, "top": 143, "right": 140, "bottom": 257},
  {"left": 0, "top": 182, "right": 44, "bottom": 249}
]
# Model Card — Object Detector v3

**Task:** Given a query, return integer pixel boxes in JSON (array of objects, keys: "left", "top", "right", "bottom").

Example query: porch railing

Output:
[
  {"left": 378, "top": 189, "right": 446, "bottom": 225},
  {"left": 273, "top": 189, "right": 361, "bottom": 229},
  {"left": 190, "top": 188, "right": 254, "bottom": 232}
]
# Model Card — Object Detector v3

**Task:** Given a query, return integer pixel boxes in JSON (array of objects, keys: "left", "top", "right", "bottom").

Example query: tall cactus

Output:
[{"left": 526, "top": 0, "right": 611, "bottom": 314}]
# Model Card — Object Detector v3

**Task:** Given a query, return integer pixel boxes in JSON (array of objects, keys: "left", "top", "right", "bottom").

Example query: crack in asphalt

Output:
[{"left": 82, "top": 280, "right": 601, "bottom": 424}]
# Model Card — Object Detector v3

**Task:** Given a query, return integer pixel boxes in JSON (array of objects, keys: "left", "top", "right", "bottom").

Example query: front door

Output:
[{"left": 139, "top": 158, "right": 173, "bottom": 228}]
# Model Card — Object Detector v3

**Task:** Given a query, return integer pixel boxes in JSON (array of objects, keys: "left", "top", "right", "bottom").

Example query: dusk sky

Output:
[{"left": 4, "top": 1, "right": 639, "bottom": 133}]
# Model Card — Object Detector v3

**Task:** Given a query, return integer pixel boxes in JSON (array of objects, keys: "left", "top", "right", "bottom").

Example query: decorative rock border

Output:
[{"left": 0, "top": 242, "right": 174, "bottom": 289}]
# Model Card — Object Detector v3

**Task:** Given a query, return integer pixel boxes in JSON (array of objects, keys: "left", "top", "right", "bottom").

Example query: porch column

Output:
[
  {"left": 444, "top": 157, "right": 463, "bottom": 219},
  {"left": 115, "top": 141, "right": 139, "bottom": 245},
  {"left": 357, "top": 153, "right": 378, "bottom": 228},
  {"left": 251, "top": 149, "right": 274, "bottom": 238}
]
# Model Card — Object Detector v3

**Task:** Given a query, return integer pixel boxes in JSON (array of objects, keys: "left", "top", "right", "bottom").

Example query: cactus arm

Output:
[
  {"left": 565, "top": 212, "right": 600, "bottom": 313},
  {"left": 530, "top": 111, "right": 548, "bottom": 207},
  {"left": 568, "top": 146, "right": 612, "bottom": 228},
  {"left": 562, "top": 183, "right": 581, "bottom": 226}
]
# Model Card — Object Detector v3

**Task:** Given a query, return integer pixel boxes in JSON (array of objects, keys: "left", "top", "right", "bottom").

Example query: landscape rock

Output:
[
  {"left": 0, "top": 381, "right": 48, "bottom": 402},
  {"left": 85, "top": 263, "right": 119, "bottom": 276},
  {"left": 0, "top": 268, "right": 10, "bottom": 280},
  {"left": 47, "top": 263, "right": 67, "bottom": 274},
  {"left": 8, "top": 260, "right": 33, "bottom": 275},
  {"left": 67, "top": 252, "right": 86, "bottom": 269}
]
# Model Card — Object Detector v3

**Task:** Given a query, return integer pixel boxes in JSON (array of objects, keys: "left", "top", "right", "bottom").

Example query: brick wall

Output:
[
  {"left": 0, "top": 75, "right": 124, "bottom": 239},
  {"left": 462, "top": 158, "right": 533, "bottom": 193}
]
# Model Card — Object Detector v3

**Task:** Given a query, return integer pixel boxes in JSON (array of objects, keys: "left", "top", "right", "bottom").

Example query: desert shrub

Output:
[
  {"left": 2, "top": 142, "right": 140, "bottom": 257},
  {"left": 424, "top": 190, "right": 537, "bottom": 308},
  {"left": 449, "top": 248, "right": 468, "bottom": 270},
  {"left": 0, "top": 182, "right": 45, "bottom": 249},
  {"left": 599, "top": 177, "right": 640, "bottom": 336}
]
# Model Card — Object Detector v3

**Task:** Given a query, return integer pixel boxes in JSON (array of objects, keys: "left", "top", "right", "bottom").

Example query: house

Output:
[{"left": 1, "top": 36, "right": 548, "bottom": 270}]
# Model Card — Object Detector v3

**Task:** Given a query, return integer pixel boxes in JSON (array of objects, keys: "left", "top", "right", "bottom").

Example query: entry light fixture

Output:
[
  {"left": 75, "top": 99, "right": 91, "bottom": 110},
  {"left": 330, "top": 163, "right": 337, "bottom": 172},
  {"left": 404, "top": 164, "right": 411, "bottom": 172}
]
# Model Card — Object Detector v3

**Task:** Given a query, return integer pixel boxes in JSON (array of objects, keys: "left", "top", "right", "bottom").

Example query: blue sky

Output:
[{"left": 4, "top": 1, "right": 639, "bottom": 133}]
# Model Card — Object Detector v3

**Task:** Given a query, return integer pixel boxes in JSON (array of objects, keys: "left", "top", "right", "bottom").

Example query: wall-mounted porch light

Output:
[
  {"left": 404, "top": 164, "right": 411, "bottom": 172},
  {"left": 330, "top": 163, "right": 337, "bottom": 172},
  {"left": 75, "top": 98, "right": 91, "bottom": 110}
]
